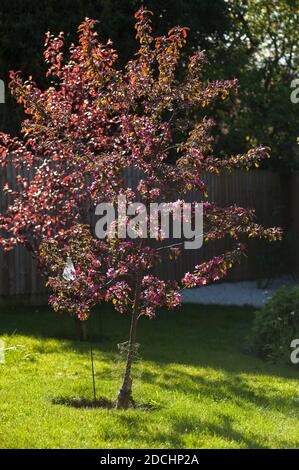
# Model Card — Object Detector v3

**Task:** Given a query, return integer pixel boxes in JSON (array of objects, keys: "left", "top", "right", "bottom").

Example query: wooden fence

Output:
[{"left": 0, "top": 168, "right": 290, "bottom": 305}]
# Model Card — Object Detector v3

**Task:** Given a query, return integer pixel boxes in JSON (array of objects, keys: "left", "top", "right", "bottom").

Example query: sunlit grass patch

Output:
[{"left": 0, "top": 304, "right": 298, "bottom": 449}]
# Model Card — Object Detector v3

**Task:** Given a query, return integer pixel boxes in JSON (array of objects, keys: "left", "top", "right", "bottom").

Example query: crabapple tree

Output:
[{"left": 0, "top": 7, "right": 281, "bottom": 408}]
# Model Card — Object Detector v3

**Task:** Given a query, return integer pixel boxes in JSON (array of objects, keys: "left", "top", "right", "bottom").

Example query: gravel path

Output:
[{"left": 181, "top": 275, "right": 295, "bottom": 308}]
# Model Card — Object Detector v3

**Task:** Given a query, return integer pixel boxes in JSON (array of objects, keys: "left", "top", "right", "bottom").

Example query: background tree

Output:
[
  {"left": 213, "top": 0, "right": 299, "bottom": 170},
  {"left": 0, "top": 7, "right": 281, "bottom": 408},
  {"left": 1, "top": 0, "right": 297, "bottom": 168}
]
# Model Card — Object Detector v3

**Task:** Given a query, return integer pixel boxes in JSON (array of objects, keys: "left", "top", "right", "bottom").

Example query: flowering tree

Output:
[{"left": 0, "top": 8, "right": 281, "bottom": 409}]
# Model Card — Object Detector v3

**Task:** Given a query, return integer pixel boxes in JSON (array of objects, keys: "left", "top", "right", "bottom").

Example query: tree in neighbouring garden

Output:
[
  {"left": 0, "top": 7, "right": 282, "bottom": 409},
  {"left": 215, "top": 0, "right": 299, "bottom": 169}
]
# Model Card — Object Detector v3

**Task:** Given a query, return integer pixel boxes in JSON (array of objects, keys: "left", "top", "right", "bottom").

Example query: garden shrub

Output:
[{"left": 251, "top": 286, "right": 299, "bottom": 363}]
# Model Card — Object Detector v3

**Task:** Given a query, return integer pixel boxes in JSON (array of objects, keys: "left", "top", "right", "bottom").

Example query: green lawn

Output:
[{"left": 0, "top": 303, "right": 298, "bottom": 449}]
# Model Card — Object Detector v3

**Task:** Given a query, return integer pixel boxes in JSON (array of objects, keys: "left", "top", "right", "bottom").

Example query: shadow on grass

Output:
[
  {"left": 1, "top": 303, "right": 297, "bottom": 381},
  {"left": 52, "top": 396, "right": 159, "bottom": 412},
  {"left": 162, "top": 414, "right": 269, "bottom": 449},
  {"left": 146, "top": 367, "right": 299, "bottom": 413},
  {"left": 115, "top": 412, "right": 269, "bottom": 448},
  {"left": 52, "top": 396, "right": 114, "bottom": 409}
]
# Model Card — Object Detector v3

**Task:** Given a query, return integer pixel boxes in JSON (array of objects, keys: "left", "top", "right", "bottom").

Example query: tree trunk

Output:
[
  {"left": 75, "top": 316, "right": 87, "bottom": 342},
  {"left": 115, "top": 269, "right": 142, "bottom": 409}
]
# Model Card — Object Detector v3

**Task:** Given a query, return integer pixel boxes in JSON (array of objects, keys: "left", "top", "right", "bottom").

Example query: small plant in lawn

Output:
[{"left": 0, "top": 7, "right": 281, "bottom": 409}]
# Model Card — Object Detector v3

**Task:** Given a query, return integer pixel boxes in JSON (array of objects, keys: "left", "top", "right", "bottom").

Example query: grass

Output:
[{"left": 0, "top": 303, "right": 298, "bottom": 449}]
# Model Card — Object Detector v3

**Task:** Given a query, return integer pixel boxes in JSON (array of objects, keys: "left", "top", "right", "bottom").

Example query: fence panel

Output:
[{"left": 0, "top": 166, "right": 287, "bottom": 303}]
